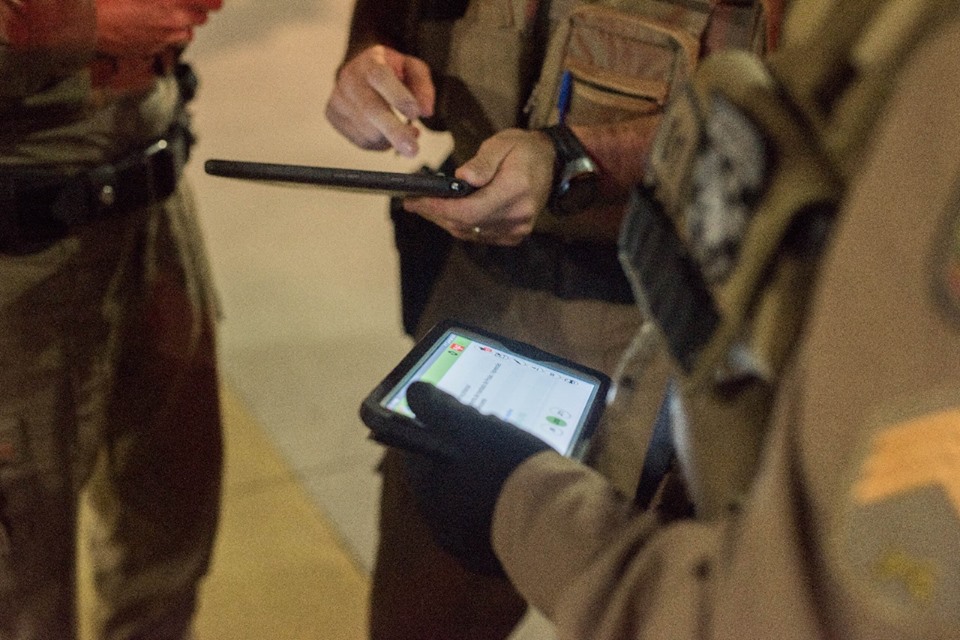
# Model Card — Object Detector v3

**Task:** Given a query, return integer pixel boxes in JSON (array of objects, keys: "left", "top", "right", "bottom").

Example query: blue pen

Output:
[{"left": 556, "top": 70, "right": 573, "bottom": 125}]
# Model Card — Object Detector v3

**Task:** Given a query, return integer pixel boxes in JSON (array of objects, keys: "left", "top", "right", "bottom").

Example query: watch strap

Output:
[{"left": 541, "top": 123, "right": 589, "bottom": 168}]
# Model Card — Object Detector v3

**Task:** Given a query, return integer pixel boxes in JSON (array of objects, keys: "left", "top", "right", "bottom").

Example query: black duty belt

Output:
[
  {"left": 462, "top": 233, "right": 636, "bottom": 305},
  {"left": 0, "top": 121, "right": 192, "bottom": 255}
]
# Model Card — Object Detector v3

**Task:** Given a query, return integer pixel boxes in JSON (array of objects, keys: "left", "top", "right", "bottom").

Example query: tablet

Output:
[
  {"left": 361, "top": 320, "right": 610, "bottom": 459},
  {"left": 204, "top": 159, "right": 475, "bottom": 197}
]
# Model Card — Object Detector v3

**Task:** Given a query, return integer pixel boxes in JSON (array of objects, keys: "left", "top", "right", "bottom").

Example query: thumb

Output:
[
  {"left": 406, "top": 382, "right": 478, "bottom": 430},
  {"left": 455, "top": 137, "right": 510, "bottom": 188}
]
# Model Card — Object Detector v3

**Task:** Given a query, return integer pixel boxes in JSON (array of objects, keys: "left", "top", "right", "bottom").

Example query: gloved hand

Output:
[{"left": 402, "top": 381, "right": 553, "bottom": 576}]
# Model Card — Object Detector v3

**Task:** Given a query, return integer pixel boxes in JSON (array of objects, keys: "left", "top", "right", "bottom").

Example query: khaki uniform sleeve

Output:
[{"left": 493, "top": 453, "right": 724, "bottom": 640}]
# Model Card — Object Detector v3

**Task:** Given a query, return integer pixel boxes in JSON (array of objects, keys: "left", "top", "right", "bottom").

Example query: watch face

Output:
[
  {"left": 556, "top": 157, "right": 599, "bottom": 215},
  {"left": 558, "top": 176, "right": 599, "bottom": 214}
]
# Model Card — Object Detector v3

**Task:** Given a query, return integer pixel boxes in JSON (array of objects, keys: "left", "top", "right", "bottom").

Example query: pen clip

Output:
[{"left": 557, "top": 70, "right": 573, "bottom": 125}]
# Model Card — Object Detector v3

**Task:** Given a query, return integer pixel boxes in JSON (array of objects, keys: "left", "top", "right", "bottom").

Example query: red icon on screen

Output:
[{"left": 449, "top": 343, "right": 465, "bottom": 352}]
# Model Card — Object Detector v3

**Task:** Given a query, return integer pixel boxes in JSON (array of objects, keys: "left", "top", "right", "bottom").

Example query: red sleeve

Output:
[{"left": 2, "top": 0, "right": 94, "bottom": 50}]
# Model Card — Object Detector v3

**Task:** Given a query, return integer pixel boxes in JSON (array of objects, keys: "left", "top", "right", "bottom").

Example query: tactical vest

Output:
[{"left": 616, "top": 0, "right": 960, "bottom": 519}]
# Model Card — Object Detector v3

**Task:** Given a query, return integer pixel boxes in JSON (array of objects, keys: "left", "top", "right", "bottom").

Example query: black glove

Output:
[{"left": 402, "top": 381, "right": 553, "bottom": 576}]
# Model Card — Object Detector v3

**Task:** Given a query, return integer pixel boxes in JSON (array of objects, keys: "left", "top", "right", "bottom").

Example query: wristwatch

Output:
[{"left": 539, "top": 124, "right": 600, "bottom": 216}]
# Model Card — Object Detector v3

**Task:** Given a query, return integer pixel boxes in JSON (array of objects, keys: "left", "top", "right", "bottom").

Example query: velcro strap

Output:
[
  {"left": 618, "top": 186, "right": 720, "bottom": 373},
  {"left": 703, "top": 1, "right": 768, "bottom": 56}
]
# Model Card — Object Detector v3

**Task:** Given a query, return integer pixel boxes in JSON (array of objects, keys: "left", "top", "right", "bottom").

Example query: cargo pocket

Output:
[
  {"left": 529, "top": 3, "right": 707, "bottom": 129},
  {"left": 559, "top": 5, "right": 700, "bottom": 127}
]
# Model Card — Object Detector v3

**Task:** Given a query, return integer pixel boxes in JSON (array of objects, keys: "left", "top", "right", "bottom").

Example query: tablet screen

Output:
[{"left": 381, "top": 328, "right": 604, "bottom": 456}]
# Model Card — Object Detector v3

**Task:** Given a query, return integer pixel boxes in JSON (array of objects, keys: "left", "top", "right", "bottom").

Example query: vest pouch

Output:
[
  {"left": 538, "top": 3, "right": 704, "bottom": 127},
  {"left": 623, "top": 50, "right": 841, "bottom": 518}
]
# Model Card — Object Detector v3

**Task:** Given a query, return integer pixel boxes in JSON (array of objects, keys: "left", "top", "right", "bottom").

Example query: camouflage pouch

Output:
[{"left": 619, "top": 50, "right": 841, "bottom": 518}]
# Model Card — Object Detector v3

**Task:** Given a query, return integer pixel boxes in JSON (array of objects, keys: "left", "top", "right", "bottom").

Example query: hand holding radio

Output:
[{"left": 402, "top": 128, "right": 555, "bottom": 245}]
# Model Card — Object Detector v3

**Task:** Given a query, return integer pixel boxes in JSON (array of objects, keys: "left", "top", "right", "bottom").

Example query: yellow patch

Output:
[
  {"left": 832, "top": 403, "right": 960, "bottom": 624},
  {"left": 873, "top": 549, "right": 938, "bottom": 604},
  {"left": 854, "top": 407, "right": 960, "bottom": 514}
]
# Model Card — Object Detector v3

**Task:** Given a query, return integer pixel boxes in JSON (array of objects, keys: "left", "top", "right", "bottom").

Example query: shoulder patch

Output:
[
  {"left": 933, "top": 180, "right": 960, "bottom": 326},
  {"left": 684, "top": 93, "right": 768, "bottom": 286},
  {"left": 645, "top": 85, "right": 770, "bottom": 287},
  {"left": 831, "top": 399, "right": 960, "bottom": 633}
]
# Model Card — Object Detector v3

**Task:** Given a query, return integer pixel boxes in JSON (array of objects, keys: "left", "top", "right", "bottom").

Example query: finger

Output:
[
  {"left": 404, "top": 165, "right": 534, "bottom": 241},
  {"left": 367, "top": 66, "right": 420, "bottom": 117},
  {"left": 455, "top": 136, "right": 512, "bottom": 187},
  {"left": 403, "top": 198, "right": 526, "bottom": 245},
  {"left": 365, "top": 109, "right": 421, "bottom": 157},
  {"left": 468, "top": 225, "right": 530, "bottom": 246},
  {"left": 458, "top": 227, "right": 529, "bottom": 246},
  {"left": 163, "top": 27, "right": 194, "bottom": 47},
  {"left": 324, "top": 95, "right": 393, "bottom": 151},
  {"left": 342, "top": 70, "right": 421, "bottom": 156},
  {"left": 401, "top": 196, "right": 468, "bottom": 234},
  {"left": 401, "top": 56, "right": 436, "bottom": 118}
]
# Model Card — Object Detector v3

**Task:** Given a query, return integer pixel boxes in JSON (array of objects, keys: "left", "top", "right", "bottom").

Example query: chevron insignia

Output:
[{"left": 836, "top": 403, "right": 960, "bottom": 625}]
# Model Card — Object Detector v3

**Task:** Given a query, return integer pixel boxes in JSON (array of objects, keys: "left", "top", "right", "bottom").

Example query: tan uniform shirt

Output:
[{"left": 492, "top": 16, "right": 960, "bottom": 640}]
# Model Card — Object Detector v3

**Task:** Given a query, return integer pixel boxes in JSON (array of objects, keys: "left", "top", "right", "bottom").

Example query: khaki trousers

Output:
[{"left": 0, "top": 184, "right": 223, "bottom": 640}]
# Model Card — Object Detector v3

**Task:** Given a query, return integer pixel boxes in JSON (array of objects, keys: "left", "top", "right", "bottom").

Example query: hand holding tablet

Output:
[
  {"left": 360, "top": 320, "right": 610, "bottom": 460},
  {"left": 204, "top": 159, "right": 475, "bottom": 198}
]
